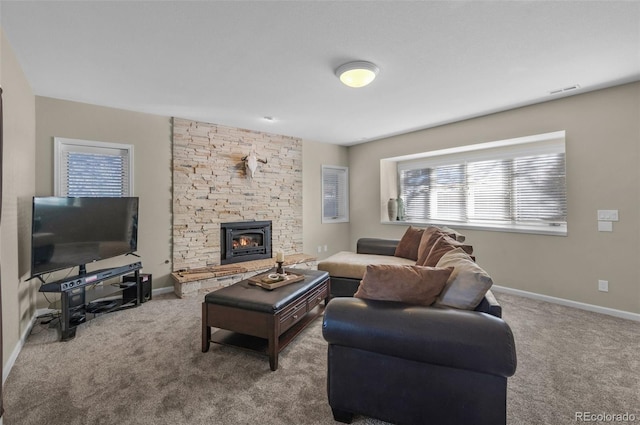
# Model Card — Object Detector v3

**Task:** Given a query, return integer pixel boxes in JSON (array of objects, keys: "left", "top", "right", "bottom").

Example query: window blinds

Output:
[
  {"left": 63, "top": 151, "right": 129, "bottom": 197},
  {"left": 55, "top": 138, "right": 133, "bottom": 197},
  {"left": 398, "top": 134, "right": 566, "bottom": 230},
  {"left": 322, "top": 165, "right": 349, "bottom": 223}
]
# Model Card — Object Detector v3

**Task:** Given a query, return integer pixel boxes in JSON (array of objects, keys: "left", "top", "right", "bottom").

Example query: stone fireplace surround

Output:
[{"left": 171, "top": 118, "right": 314, "bottom": 297}]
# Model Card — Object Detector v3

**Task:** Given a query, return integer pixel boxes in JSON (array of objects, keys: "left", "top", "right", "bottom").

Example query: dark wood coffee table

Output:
[{"left": 202, "top": 268, "right": 330, "bottom": 371}]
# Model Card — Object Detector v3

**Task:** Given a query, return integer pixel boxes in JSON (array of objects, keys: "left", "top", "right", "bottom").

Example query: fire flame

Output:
[{"left": 233, "top": 236, "right": 260, "bottom": 249}]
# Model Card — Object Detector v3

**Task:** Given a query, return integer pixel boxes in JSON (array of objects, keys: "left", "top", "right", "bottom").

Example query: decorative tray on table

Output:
[{"left": 247, "top": 271, "right": 305, "bottom": 290}]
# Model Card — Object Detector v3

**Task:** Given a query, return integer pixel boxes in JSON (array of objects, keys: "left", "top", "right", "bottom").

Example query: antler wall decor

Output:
[{"left": 241, "top": 150, "right": 267, "bottom": 178}]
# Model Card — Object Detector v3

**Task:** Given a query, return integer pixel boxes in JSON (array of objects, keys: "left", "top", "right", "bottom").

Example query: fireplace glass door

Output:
[{"left": 220, "top": 221, "right": 272, "bottom": 264}]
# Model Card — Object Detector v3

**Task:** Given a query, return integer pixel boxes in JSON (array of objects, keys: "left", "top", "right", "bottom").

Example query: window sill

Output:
[
  {"left": 382, "top": 220, "right": 567, "bottom": 236},
  {"left": 323, "top": 219, "right": 350, "bottom": 224}
]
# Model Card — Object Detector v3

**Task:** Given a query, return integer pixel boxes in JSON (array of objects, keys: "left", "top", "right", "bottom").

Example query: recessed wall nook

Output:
[{"left": 171, "top": 118, "right": 316, "bottom": 297}]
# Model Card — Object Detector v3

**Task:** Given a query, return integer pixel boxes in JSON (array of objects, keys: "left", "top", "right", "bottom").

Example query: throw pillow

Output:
[
  {"left": 439, "top": 225, "right": 466, "bottom": 242},
  {"left": 415, "top": 226, "right": 466, "bottom": 264},
  {"left": 416, "top": 233, "right": 473, "bottom": 267},
  {"left": 354, "top": 264, "right": 453, "bottom": 306},
  {"left": 434, "top": 248, "right": 493, "bottom": 310},
  {"left": 394, "top": 226, "right": 424, "bottom": 260},
  {"left": 419, "top": 234, "right": 473, "bottom": 267},
  {"left": 415, "top": 226, "right": 449, "bottom": 265}
]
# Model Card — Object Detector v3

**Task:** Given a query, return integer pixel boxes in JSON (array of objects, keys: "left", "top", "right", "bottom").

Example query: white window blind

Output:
[
  {"left": 54, "top": 138, "right": 134, "bottom": 197},
  {"left": 322, "top": 165, "right": 349, "bottom": 223},
  {"left": 397, "top": 131, "right": 567, "bottom": 234}
]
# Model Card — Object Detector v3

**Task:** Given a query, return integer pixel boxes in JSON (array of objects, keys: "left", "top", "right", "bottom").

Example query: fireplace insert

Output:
[{"left": 220, "top": 220, "right": 272, "bottom": 265}]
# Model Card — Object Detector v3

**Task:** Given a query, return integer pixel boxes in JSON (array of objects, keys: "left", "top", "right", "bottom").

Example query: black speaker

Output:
[
  {"left": 122, "top": 273, "right": 152, "bottom": 303},
  {"left": 67, "top": 287, "right": 87, "bottom": 327},
  {"left": 68, "top": 286, "right": 86, "bottom": 309}
]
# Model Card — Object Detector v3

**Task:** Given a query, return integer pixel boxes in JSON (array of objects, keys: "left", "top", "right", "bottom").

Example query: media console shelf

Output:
[{"left": 39, "top": 262, "right": 145, "bottom": 341}]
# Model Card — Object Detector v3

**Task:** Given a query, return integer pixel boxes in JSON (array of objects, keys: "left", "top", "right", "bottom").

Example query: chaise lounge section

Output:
[
  {"left": 318, "top": 226, "right": 500, "bottom": 315},
  {"left": 317, "top": 238, "right": 415, "bottom": 297}
]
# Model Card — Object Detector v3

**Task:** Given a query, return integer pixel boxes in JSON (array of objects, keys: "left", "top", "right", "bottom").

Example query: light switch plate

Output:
[{"left": 597, "top": 210, "right": 619, "bottom": 221}]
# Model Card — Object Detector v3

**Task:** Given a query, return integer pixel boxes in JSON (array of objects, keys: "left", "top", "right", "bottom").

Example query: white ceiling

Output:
[{"left": 1, "top": 1, "right": 639, "bottom": 145}]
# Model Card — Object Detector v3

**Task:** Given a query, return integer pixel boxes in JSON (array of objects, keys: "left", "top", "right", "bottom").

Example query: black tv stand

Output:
[{"left": 39, "top": 262, "right": 144, "bottom": 341}]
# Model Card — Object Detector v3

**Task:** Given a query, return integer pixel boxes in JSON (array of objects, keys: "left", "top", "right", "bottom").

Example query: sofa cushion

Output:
[
  {"left": 416, "top": 230, "right": 473, "bottom": 267},
  {"left": 394, "top": 226, "right": 424, "bottom": 260},
  {"left": 416, "top": 227, "right": 440, "bottom": 261},
  {"left": 439, "top": 225, "right": 466, "bottom": 242},
  {"left": 354, "top": 264, "right": 453, "bottom": 306},
  {"left": 318, "top": 251, "right": 415, "bottom": 280},
  {"left": 392, "top": 226, "right": 465, "bottom": 264},
  {"left": 434, "top": 248, "right": 493, "bottom": 310},
  {"left": 416, "top": 227, "right": 449, "bottom": 265},
  {"left": 420, "top": 234, "right": 473, "bottom": 267}
]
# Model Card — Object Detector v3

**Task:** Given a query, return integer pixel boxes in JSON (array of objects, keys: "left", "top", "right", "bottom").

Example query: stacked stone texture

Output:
[{"left": 172, "top": 118, "right": 303, "bottom": 272}]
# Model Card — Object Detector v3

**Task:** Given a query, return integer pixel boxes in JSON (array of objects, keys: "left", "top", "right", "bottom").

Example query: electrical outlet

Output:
[
  {"left": 317, "top": 245, "right": 322, "bottom": 253},
  {"left": 598, "top": 280, "right": 609, "bottom": 292},
  {"left": 324, "top": 245, "right": 328, "bottom": 252},
  {"left": 598, "top": 221, "right": 613, "bottom": 232}
]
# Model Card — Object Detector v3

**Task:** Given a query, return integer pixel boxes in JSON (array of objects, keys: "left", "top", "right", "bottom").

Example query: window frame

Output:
[
  {"left": 322, "top": 165, "right": 349, "bottom": 224},
  {"left": 54, "top": 137, "right": 134, "bottom": 197},
  {"left": 382, "top": 131, "right": 567, "bottom": 236}
]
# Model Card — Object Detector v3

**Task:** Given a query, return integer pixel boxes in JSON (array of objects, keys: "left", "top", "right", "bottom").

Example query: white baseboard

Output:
[
  {"left": 152, "top": 286, "right": 174, "bottom": 296},
  {"left": 2, "top": 308, "right": 45, "bottom": 385},
  {"left": 492, "top": 285, "right": 640, "bottom": 322}
]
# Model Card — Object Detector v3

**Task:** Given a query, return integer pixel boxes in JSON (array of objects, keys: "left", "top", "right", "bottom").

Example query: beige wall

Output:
[
  {"left": 303, "top": 140, "right": 350, "bottom": 260},
  {"left": 34, "top": 97, "right": 173, "bottom": 297},
  {"left": 1, "top": 29, "right": 37, "bottom": 372},
  {"left": 349, "top": 82, "right": 640, "bottom": 314}
]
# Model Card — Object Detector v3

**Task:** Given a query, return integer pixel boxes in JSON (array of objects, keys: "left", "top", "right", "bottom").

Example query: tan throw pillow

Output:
[
  {"left": 394, "top": 226, "right": 424, "bottom": 260},
  {"left": 415, "top": 226, "right": 467, "bottom": 264},
  {"left": 421, "top": 234, "right": 473, "bottom": 267},
  {"left": 434, "top": 248, "right": 493, "bottom": 310},
  {"left": 438, "top": 225, "right": 466, "bottom": 242},
  {"left": 354, "top": 264, "right": 453, "bottom": 306},
  {"left": 415, "top": 226, "right": 448, "bottom": 265}
]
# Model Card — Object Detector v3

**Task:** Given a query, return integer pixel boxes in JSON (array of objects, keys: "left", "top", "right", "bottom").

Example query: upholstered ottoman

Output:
[{"left": 202, "top": 268, "right": 330, "bottom": 370}]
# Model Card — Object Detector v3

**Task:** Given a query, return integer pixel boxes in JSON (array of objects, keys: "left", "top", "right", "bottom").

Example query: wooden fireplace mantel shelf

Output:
[{"left": 171, "top": 254, "right": 317, "bottom": 284}]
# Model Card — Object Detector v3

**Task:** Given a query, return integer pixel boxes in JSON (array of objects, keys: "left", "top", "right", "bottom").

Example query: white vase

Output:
[{"left": 387, "top": 198, "right": 397, "bottom": 221}]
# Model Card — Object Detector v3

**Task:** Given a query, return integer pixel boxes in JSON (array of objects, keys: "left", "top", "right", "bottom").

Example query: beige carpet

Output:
[{"left": 2, "top": 291, "right": 639, "bottom": 425}]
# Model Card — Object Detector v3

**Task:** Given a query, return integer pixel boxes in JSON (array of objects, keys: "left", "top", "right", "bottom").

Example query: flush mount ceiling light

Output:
[{"left": 335, "top": 61, "right": 379, "bottom": 88}]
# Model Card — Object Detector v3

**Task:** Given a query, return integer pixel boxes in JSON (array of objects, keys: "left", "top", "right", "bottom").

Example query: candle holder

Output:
[{"left": 276, "top": 261, "right": 284, "bottom": 275}]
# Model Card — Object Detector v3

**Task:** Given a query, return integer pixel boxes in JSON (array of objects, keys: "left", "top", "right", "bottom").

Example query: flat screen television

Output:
[{"left": 31, "top": 197, "right": 139, "bottom": 277}]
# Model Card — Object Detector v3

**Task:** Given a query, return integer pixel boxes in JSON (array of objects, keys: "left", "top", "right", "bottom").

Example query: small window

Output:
[
  {"left": 322, "top": 165, "right": 349, "bottom": 223},
  {"left": 54, "top": 137, "right": 134, "bottom": 197}
]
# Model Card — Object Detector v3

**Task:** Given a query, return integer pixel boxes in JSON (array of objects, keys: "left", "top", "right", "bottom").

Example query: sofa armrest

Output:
[
  {"left": 474, "top": 289, "right": 502, "bottom": 318},
  {"left": 356, "top": 238, "right": 399, "bottom": 256},
  {"left": 322, "top": 297, "right": 517, "bottom": 378}
]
